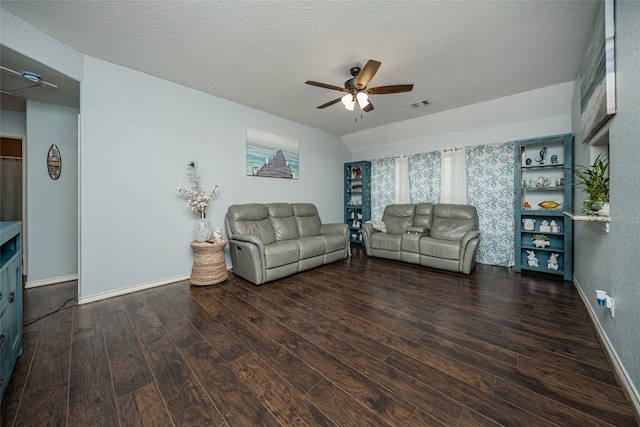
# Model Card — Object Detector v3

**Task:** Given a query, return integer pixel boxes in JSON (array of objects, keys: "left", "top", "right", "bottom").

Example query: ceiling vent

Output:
[{"left": 409, "top": 99, "right": 432, "bottom": 109}]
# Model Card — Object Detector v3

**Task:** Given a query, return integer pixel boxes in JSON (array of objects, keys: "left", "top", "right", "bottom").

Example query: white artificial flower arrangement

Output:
[{"left": 177, "top": 161, "right": 219, "bottom": 216}]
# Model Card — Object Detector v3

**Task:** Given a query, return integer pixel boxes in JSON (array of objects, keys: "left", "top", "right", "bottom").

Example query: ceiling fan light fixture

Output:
[
  {"left": 341, "top": 93, "right": 355, "bottom": 110},
  {"left": 356, "top": 91, "right": 369, "bottom": 108},
  {"left": 345, "top": 99, "right": 355, "bottom": 111}
]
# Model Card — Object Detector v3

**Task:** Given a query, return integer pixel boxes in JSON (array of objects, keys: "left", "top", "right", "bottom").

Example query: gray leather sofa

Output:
[
  {"left": 225, "top": 203, "right": 349, "bottom": 285},
  {"left": 360, "top": 203, "right": 480, "bottom": 274}
]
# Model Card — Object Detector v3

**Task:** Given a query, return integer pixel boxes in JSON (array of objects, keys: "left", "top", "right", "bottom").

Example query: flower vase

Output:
[{"left": 195, "top": 213, "right": 212, "bottom": 242}]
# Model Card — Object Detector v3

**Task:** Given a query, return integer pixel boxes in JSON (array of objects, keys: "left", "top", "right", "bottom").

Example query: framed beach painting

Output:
[
  {"left": 246, "top": 128, "right": 299, "bottom": 179},
  {"left": 579, "top": 0, "right": 616, "bottom": 144}
]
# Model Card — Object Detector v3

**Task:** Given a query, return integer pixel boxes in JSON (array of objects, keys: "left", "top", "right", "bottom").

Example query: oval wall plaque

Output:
[{"left": 47, "top": 144, "right": 61, "bottom": 180}]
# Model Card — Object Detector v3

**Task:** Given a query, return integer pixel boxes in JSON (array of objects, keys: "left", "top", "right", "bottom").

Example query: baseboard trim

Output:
[
  {"left": 25, "top": 274, "right": 78, "bottom": 288},
  {"left": 574, "top": 275, "right": 640, "bottom": 424},
  {"left": 77, "top": 275, "right": 191, "bottom": 305}
]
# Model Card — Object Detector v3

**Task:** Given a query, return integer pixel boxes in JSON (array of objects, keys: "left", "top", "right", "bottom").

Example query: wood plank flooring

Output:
[{"left": 2, "top": 246, "right": 638, "bottom": 426}]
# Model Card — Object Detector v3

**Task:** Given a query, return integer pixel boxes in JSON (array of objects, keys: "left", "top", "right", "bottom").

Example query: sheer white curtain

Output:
[
  {"left": 394, "top": 155, "right": 410, "bottom": 204},
  {"left": 440, "top": 148, "right": 467, "bottom": 204}
]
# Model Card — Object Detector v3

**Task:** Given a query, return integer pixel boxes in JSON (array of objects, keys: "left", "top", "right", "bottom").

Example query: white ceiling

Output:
[{"left": 1, "top": 1, "right": 599, "bottom": 138}]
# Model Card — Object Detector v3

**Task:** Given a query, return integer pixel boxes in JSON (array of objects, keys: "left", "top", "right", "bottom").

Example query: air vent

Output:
[{"left": 409, "top": 99, "right": 432, "bottom": 109}]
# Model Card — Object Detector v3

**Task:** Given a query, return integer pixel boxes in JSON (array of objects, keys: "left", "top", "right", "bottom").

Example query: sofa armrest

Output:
[
  {"left": 406, "top": 226, "right": 430, "bottom": 235},
  {"left": 230, "top": 233, "right": 265, "bottom": 247},
  {"left": 228, "top": 234, "right": 267, "bottom": 285},
  {"left": 360, "top": 222, "right": 377, "bottom": 255},
  {"left": 320, "top": 223, "right": 348, "bottom": 236},
  {"left": 460, "top": 230, "right": 481, "bottom": 274},
  {"left": 460, "top": 230, "right": 480, "bottom": 249}
]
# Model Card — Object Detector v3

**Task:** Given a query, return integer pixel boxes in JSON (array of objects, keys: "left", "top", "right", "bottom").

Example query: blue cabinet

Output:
[
  {"left": 344, "top": 162, "right": 371, "bottom": 245},
  {"left": 514, "top": 134, "right": 573, "bottom": 280},
  {"left": 1, "top": 221, "right": 22, "bottom": 401}
]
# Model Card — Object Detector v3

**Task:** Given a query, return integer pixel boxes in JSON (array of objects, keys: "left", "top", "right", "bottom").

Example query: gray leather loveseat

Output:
[
  {"left": 225, "top": 203, "right": 349, "bottom": 285},
  {"left": 360, "top": 203, "right": 480, "bottom": 274}
]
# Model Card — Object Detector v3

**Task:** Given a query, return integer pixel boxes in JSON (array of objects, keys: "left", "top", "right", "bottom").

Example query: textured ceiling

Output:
[{"left": 1, "top": 1, "right": 599, "bottom": 138}]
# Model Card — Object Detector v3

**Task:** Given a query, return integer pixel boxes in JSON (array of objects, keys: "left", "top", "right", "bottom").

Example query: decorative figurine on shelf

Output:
[
  {"left": 538, "top": 200, "right": 561, "bottom": 209},
  {"left": 535, "top": 146, "right": 548, "bottom": 164},
  {"left": 352, "top": 166, "right": 362, "bottom": 179},
  {"left": 547, "top": 253, "right": 559, "bottom": 270},
  {"left": 522, "top": 202, "right": 532, "bottom": 210},
  {"left": 555, "top": 177, "right": 564, "bottom": 187},
  {"left": 525, "top": 158, "right": 532, "bottom": 166},
  {"left": 522, "top": 218, "right": 535, "bottom": 230},
  {"left": 532, "top": 234, "right": 551, "bottom": 248},
  {"left": 526, "top": 250, "right": 539, "bottom": 267},
  {"left": 551, "top": 154, "right": 559, "bottom": 164}
]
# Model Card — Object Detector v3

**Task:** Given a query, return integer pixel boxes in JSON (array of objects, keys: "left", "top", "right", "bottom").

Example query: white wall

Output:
[
  {"left": 344, "top": 82, "right": 574, "bottom": 160},
  {"left": 25, "top": 100, "right": 79, "bottom": 285},
  {"left": 79, "top": 56, "right": 349, "bottom": 302},
  {"left": 572, "top": 0, "right": 640, "bottom": 410}
]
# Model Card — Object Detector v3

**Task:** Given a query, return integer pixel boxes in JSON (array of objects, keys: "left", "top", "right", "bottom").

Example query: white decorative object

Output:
[
  {"left": 177, "top": 161, "right": 220, "bottom": 241},
  {"left": 533, "top": 239, "right": 551, "bottom": 248},
  {"left": 547, "top": 253, "right": 559, "bottom": 270},
  {"left": 195, "top": 214, "right": 212, "bottom": 242},
  {"left": 526, "top": 250, "right": 539, "bottom": 267},
  {"left": 212, "top": 227, "right": 223, "bottom": 241},
  {"left": 522, "top": 218, "right": 536, "bottom": 231}
]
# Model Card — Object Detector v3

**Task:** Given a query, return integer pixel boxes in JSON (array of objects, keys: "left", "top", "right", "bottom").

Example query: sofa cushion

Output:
[
  {"left": 371, "top": 233, "right": 402, "bottom": 251},
  {"left": 267, "top": 203, "right": 299, "bottom": 241},
  {"left": 382, "top": 204, "right": 416, "bottom": 235},
  {"left": 430, "top": 204, "right": 479, "bottom": 241},
  {"left": 320, "top": 234, "right": 346, "bottom": 253},
  {"left": 227, "top": 204, "right": 276, "bottom": 244},
  {"left": 420, "top": 236, "right": 462, "bottom": 260},
  {"left": 297, "top": 236, "right": 326, "bottom": 259},
  {"left": 414, "top": 203, "right": 434, "bottom": 230},
  {"left": 292, "top": 203, "right": 322, "bottom": 237},
  {"left": 264, "top": 240, "right": 300, "bottom": 268}
]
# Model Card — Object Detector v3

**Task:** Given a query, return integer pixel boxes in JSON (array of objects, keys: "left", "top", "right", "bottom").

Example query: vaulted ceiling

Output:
[{"left": 2, "top": 1, "right": 599, "bottom": 137}]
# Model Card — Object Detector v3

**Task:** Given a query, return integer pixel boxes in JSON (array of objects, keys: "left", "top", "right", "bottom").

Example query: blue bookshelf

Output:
[
  {"left": 344, "top": 161, "right": 371, "bottom": 245},
  {"left": 514, "top": 134, "right": 573, "bottom": 280}
]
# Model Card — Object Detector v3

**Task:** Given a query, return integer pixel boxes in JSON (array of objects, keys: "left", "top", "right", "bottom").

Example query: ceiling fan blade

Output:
[
  {"left": 305, "top": 80, "right": 348, "bottom": 92},
  {"left": 366, "top": 84, "right": 414, "bottom": 95},
  {"left": 317, "top": 97, "right": 342, "bottom": 109},
  {"left": 354, "top": 59, "right": 381, "bottom": 89},
  {"left": 363, "top": 101, "right": 374, "bottom": 113}
]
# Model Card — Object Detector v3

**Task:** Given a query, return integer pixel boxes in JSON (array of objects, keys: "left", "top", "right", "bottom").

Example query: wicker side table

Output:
[{"left": 189, "top": 239, "right": 228, "bottom": 286}]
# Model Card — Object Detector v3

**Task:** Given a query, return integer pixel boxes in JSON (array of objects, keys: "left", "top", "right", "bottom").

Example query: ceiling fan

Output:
[{"left": 305, "top": 59, "right": 413, "bottom": 113}]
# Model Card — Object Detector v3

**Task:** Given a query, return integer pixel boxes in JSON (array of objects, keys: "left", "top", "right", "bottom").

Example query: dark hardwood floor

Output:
[{"left": 2, "top": 246, "right": 638, "bottom": 426}]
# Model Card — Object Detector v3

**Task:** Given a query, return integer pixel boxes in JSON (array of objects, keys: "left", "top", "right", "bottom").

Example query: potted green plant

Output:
[{"left": 569, "top": 154, "right": 609, "bottom": 214}]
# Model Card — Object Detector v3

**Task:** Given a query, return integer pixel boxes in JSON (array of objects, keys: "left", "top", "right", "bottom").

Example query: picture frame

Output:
[
  {"left": 246, "top": 128, "right": 299, "bottom": 179},
  {"left": 579, "top": 0, "right": 616, "bottom": 144}
]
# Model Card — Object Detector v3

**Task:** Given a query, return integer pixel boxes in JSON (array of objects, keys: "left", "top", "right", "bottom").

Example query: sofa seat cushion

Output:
[
  {"left": 297, "top": 236, "right": 326, "bottom": 259},
  {"left": 320, "top": 234, "right": 347, "bottom": 253},
  {"left": 420, "top": 236, "right": 461, "bottom": 260},
  {"left": 264, "top": 240, "right": 300, "bottom": 268},
  {"left": 371, "top": 233, "right": 402, "bottom": 251}
]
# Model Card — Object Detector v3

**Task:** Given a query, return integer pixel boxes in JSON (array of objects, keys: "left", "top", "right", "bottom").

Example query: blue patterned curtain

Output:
[
  {"left": 466, "top": 142, "right": 515, "bottom": 267},
  {"left": 409, "top": 151, "right": 441, "bottom": 203},
  {"left": 370, "top": 158, "right": 395, "bottom": 221}
]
